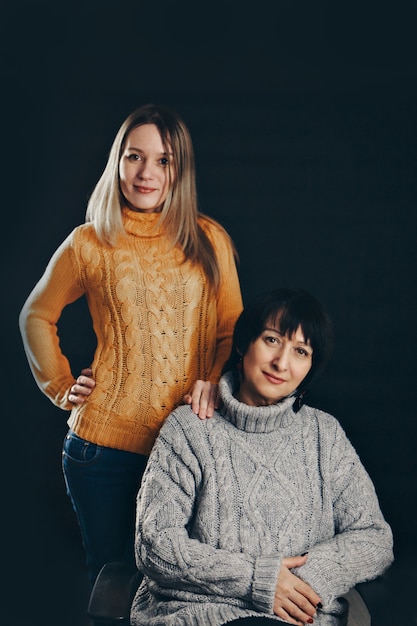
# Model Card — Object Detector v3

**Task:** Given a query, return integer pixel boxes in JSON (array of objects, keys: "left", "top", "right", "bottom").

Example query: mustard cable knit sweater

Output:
[
  {"left": 19, "top": 208, "right": 243, "bottom": 455},
  {"left": 132, "top": 371, "right": 393, "bottom": 626}
]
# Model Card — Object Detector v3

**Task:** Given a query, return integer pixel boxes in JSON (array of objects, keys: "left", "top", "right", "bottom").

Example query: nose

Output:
[
  {"left": 271, "top": 347, "right": 289, "bottom": 370},
  {"left": 137, "top": 159, "right": 155, "bottom": 180}
]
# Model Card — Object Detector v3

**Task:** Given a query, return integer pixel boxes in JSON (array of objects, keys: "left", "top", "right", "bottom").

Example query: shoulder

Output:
[
  {"left": 157, "top": 405, "right": 222, "bottom": 450},
  {"left": 198, "top": 214, "right": 231, "bottom": 239},
  {"left": 45, "top": 224, "right": 97, "bottom": 260},
  {"left": 158, "top": 404, "right": 208, "bottom": 440},
  {"left": 301, "top": 404, "right": 358, "bottom": 459},
  {"left": 62, "top": 224, "right": 105, "bottom": 260},
  {"left": 70, "top": 222, "right": 100, "bottom": 243},
  {"left": 197, "top": 214, "right": 236, "bottom": 254},
  {"left": 301, "top": 404, "right": 348, "bottom": 439},
  {"left": 53, "top": 223, "right": 99, "bottom": 250}
]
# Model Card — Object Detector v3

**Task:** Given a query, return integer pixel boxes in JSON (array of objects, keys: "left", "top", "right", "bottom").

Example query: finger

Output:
[
  {"left": 275, "top": 584, "right": 317, "bottom": 622},
  {"left": 184, "top": 381, "right": 218, "bottom": 419},
  {"left": 76, "top": 375, "right": 96, "bottom": 390},
  {"left": 68, "top": 391, "right": 87, "bottom": 405},
  {"left": 189, "top": 381, "right": 207, "bottom": 418},
  {"left": 214, "top": 388, "right": 222, "bottom": 409},
  {"left": 193, "top": 392, "right": 209, "bottom": 420},
  {"left": 290, "top": 589, "right": 318, "bottom": 618},
  {"left": 293, "top": 578, "right": 322, "bottom": 609},
  {"left": 273, "top": 604, "right": 304, "bottom": 626},
  {"left": 80, "top": 367, "right": 93, "bottom": 377},
  {"left": 275, "top": 562, "right": 321, "bottom": 623},
  {"left": 282, "top": 555, "right": 308, "bottom": 569},
  {"left": 182, "top": 384, "right": 205, "bottom": 411},
  {"left": 72, "top": 384, "right": 91, "bottom": 396},
  {"left": 281, "top": 555, "right": 321, "bottom": 608},
  {"left": 204, "top": 386, "right": 218, "bottom": 419},
  {"left": 275, "top": 597, "right": 315, "bottom": 625},
  {"left": 68, "top": 379, "right": 95, "bottom": 404}
]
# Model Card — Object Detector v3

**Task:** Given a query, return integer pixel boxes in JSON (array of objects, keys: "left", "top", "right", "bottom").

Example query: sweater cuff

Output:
[
  {"left": 252, "top": 556, "right": 280, "bottom": 613},
  {"left": 293, "top": 559, "right": 338, "bottom": 607},
  {"left": 53, "top": 380, "right": 76, "bottom": 411}
]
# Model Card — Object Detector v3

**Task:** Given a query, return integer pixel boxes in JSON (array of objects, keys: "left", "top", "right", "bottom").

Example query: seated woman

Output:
[{"left": 131, "top": 288, "right": 394, "bottom": 626}]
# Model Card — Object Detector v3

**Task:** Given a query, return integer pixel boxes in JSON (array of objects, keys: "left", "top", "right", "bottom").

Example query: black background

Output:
[{"left": 3, "top": 2, "right": 416, "bottom": 625}]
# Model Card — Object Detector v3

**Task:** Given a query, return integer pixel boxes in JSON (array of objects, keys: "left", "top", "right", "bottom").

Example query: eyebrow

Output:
[
  {"left": 263, "top": 326, "right": 311, "bottom": 347},
  {"left": 126, "top": 145, "right": 174, "bottom": 157}
]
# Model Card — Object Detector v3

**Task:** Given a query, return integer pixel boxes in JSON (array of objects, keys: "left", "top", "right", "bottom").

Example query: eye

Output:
[
  {"left": 295, "top": 347, "right": 311, "bottom": 358},
  {"left": 159, "top": 157, "right": 170, "bottom": 166},
  {"left": 265, "top": 335, "right": 280, "bottom": 345},
  {"left": 127, "top": 153, "right": 141, "bottom": 161}
]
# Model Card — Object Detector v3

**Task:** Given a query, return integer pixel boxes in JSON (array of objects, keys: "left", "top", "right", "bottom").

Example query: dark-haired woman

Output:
[{"left": 131, "top": 288, "right": 393, "bottom": 626}]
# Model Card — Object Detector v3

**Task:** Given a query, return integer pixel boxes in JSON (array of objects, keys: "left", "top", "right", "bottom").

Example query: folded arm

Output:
[
  {"left": 294, "top": 423, "right": 394, "bottom": 608},
  {"left": 136, "top": 416, "right": 279, "bottom": 613}
]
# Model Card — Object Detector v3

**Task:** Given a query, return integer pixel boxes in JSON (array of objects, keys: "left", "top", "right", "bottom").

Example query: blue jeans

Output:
[{"left": 62, "top": 430, "right": 148, "bottom": 584}]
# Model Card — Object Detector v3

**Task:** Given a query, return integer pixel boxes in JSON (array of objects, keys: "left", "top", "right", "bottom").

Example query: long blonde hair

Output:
[{"left": 86, "top": 103, "right": 233, "bottom": 291}]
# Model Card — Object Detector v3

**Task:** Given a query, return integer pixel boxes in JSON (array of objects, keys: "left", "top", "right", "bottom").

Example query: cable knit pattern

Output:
[
  {"left": 19, "top": 208, "right": 243, "bottom": 454},
  {"left": 131, "top": 371, "right": 393, "bottom": 625}
]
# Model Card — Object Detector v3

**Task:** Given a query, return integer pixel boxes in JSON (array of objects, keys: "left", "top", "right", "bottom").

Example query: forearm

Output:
[
  {"left": 19, "top": 233, "right": 84, "bottom": 408},
  {"left": 295, "top": 447, "right": 393, "bottom": 604},
  {"left": 20, "top": 308, "right": 76, "bottom": 408},
  {"left": 136, "top": 422, "right": 279, "bottom": 612},
  {"left": 138, "top": 528, "right": 281, "bottom": 613},
  {"left": 295, "top": 520, "right": 393, "bottom": 605}
]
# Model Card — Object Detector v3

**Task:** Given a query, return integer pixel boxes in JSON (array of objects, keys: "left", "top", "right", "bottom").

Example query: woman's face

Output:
[
  {"left": 119, "top": 123, "right": 175, "bottom": 212},
  {"left": 236, "top": 324, "right": 313, "bottom": 406}
]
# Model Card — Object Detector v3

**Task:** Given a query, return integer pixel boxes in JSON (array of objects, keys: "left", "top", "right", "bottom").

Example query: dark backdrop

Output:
[{"left": 3, "top": 2, "right": 416, "bottom": 625}]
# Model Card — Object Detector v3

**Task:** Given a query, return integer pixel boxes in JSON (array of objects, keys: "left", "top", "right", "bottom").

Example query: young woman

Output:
[
  {"left": 132, "top": 288, "right": 393, "bottom": 626},
  {"left": 19, "top": 103, "right": 243, "bottom": 584}
]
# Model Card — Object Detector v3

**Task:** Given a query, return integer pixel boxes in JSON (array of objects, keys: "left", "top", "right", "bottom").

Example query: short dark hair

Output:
[{"left": 223, "top": 288, "right": 333, "bottom": 399}]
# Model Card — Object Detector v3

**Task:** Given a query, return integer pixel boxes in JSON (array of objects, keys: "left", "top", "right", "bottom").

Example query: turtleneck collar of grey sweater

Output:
[{"left": 218, "top": 370, "right": 297, "bottom": 433}]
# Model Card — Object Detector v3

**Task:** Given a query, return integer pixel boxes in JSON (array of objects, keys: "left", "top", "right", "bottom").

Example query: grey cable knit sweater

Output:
[{"left": 131, "top": 371, "right": 393, "bottom": 626}]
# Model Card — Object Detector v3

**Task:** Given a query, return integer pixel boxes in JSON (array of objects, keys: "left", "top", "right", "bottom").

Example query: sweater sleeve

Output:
[
  {"left": 19, "top": 230, "right": 86, "bottom": 409},
  {"left": 201, "top": 218, "right": 243, "bottom": 382},
  {"left": 135, "top": 412, "right": 280, "bottom": 613},
  {"left": 294, "top": 418, "right": 394, "bottom": 609}
]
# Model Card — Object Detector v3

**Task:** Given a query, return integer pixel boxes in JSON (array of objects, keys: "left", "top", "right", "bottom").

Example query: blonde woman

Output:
[{"left": 19, "top": 103, "right": 243, "bottom": 584}]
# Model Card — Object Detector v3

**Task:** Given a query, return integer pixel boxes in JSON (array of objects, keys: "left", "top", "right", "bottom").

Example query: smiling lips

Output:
[
  {"left": 135, "top": 186, "right": 156, "bottom": 193},
  {"left": 263, "top": 371, "right": 287, "bottom": 384}
]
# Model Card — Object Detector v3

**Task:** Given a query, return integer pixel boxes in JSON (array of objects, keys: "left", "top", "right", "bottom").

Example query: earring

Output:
[
  {"left": 236, "top": 352, "right": 243, "bottom": 376},
  {"left": 293, "top": 392, "right": 305, "bottom": 413}
]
